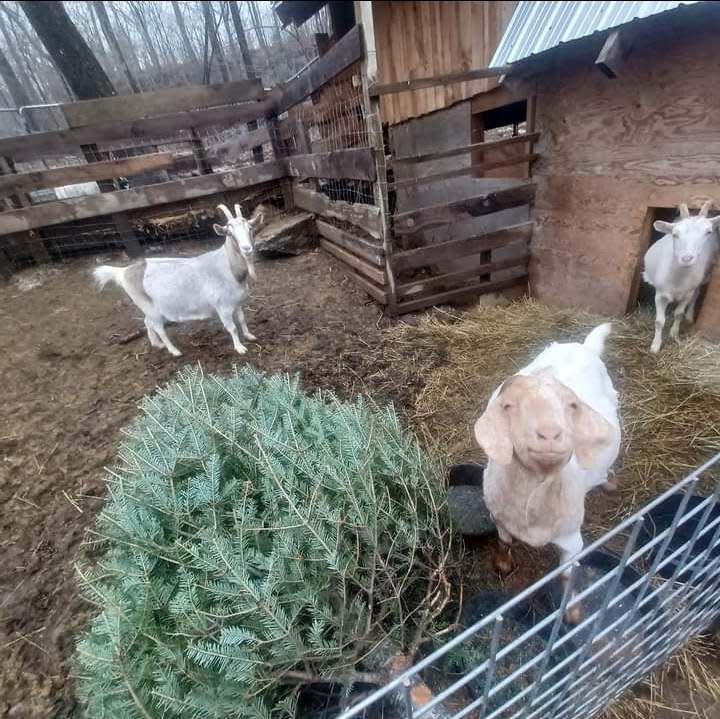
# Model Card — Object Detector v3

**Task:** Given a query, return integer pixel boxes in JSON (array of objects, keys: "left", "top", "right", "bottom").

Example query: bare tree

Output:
[
  {"left": 92, "top": 1, "right": 141, "bottom": 93},
  {"left": 229, "top": 0, "right": 256, "bottom": 79},
  {"left": 128, "top": 1, "right": 162, "bottom": 76},
  {"left": 172, "top": 0, "right": 199, "bottom": 64},
  {"left": 201, "top": 1, "right": 230, "bottom": 83},
  {"left": 0, "top": 44, "right": 38, "bottom": 130},
  {"left": 19, "top": 0, "right": 115, "bottom": 100}
]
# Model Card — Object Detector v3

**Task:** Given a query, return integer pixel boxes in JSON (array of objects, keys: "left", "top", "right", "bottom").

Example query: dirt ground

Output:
[
  {"left": 0, "top": 246, "right": 716, "bottom": 718},
  {"left": 0, "top": 247, "right": 435, "bottom": 718}
]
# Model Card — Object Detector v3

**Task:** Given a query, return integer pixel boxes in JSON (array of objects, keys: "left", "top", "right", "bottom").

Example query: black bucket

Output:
[
  {"left": 637, "top": 494, "right": 720, "bottom": 583},
  {"left": 447, "top": 463, "right": 495, "bottom": 537}
]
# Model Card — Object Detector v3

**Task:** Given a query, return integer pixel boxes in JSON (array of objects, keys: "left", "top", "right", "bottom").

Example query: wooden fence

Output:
[{"left": 0, "top": 22, "right": 534, "bottom": 317}]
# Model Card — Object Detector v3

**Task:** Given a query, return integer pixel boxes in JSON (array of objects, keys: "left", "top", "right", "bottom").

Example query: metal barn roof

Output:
[{"left": 491, "top": 1, "right": 700, "bottom": 66}]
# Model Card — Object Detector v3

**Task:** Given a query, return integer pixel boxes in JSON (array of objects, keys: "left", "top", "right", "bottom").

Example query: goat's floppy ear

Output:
[
  {"left": 653, "top": 220, "right": 675, "bottom": 235},
  {"left": 474, "top": 393, "right": 513, "bottom": 466},
  {"left": 213, "top": 223, "right": 228, "bottom": 236},
  {"left": 709, "top": 215, "right": 720, "bottom": 229},
  {"left": 570, "top": 399, "right": 615, "bottom": 469}
]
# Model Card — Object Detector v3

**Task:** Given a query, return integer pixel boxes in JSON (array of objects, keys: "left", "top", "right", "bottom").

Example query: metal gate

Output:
[{"left": 338, "top": 452, "right": 720, "bottom": 719}]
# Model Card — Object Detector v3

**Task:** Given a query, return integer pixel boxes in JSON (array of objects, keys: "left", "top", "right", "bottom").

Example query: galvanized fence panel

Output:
[{"left": 338, "top": 452, "right": 720, "bottom": 719}]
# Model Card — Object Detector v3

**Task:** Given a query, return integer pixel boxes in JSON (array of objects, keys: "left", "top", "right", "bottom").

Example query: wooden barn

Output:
[{"left": 277, "top": 0, "right": 720, "bottom": 338}]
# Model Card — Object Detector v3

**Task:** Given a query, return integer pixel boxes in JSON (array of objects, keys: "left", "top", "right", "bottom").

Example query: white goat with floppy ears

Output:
[
  {"left": 643, "top": 200, "right": 720, "bottom": 353},
  {"left": 474, "top": 324, "right": 621, "bottom": 584},
  {"left": 93, "top": 203, "right": 263, "bottom": 357}
]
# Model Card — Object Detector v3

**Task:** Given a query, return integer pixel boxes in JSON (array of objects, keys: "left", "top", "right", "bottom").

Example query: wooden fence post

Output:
[{"left": 356, "top": 1, "right": 396, "bottom": 311}]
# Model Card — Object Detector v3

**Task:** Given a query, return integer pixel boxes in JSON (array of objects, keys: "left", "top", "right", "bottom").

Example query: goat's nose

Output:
[
  {"left": 537, "top": 428, "right": 563, "bottom": 442},
  {"left": 681, "top": 254, "right": 694, "bottom": 264}
]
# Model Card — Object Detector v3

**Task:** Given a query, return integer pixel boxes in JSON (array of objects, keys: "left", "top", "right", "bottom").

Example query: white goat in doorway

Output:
[
  {"left": 643, "top": 200, "right": 720, "bottom": 353},
  {"left": 93, "top": 204, "right": 263, "bottom": 356}
]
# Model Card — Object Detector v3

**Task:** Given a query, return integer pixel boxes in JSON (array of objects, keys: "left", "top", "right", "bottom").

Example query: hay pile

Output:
[
  {"left": 385, "top": 298, "right": 720, "bottom": 719},
  {"left": 387, "top": 299, "right": 720, "bottom": 536}
]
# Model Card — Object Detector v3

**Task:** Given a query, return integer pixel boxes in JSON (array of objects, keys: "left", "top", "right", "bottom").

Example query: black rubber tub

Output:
[{"left": 447, "top": 463, "right": 495, "bottom": 537}]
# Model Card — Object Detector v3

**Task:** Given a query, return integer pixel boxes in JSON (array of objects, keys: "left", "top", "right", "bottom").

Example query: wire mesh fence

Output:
[{"left": 336, "top": 452, "right": 720, "bottom": 719}]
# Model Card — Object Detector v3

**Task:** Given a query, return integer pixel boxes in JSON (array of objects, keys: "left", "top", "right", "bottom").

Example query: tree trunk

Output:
[
  {"left": 0, "top": 44, "right": 37, "bottom": 130},
  {"left": 201, "top": 1, "right": 231, "bottom": 83},
  {"left": 172, "top": 0, "right": 199, "bottom": 65},
  {"left": 229, "top": 2, "right": 263, "bottom": 164},
  {"left": 129, "top": 2, "right": 162, "bottom": 77},
  {"left": 93, "top": 1, "right": 141, "bottom": 93},
  {"left": 19, "top": 0, "right": 115, "bottom": 100},
  {"left": 229, "top": 1, "right": 256, "bottom": 79}
]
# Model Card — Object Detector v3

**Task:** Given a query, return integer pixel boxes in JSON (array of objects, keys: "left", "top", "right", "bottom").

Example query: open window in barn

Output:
[{"left": 470, "top": 98, "right": 531, "bottom": 179}]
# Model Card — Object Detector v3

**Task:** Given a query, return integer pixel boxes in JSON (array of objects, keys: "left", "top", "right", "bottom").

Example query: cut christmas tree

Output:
[{"left": 75, "top": 366, "right": 455, "bottom": 718}]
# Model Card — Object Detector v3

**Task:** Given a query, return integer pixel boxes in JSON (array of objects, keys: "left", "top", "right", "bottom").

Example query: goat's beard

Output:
[{"left": 246, "top": 257, "right": 257, "bottom": 280}]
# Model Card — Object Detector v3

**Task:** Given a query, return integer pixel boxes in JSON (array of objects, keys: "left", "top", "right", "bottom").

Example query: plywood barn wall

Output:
[
  {"left": 526, "top": 3, "right": 720, "bottom": 339},
  {"left": 372, "top": 1, "right": 517, "bottom": 126}
]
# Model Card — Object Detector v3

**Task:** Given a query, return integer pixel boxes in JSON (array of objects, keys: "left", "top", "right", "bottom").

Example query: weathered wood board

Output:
[
  {"left": 61, "top": 80, "right": 265, "bottom": 128},
  {"left": 0, "top": 161, "right": 285, "bottom": 235},
  {"left": 292, "top": 184, "right": 382, "bottom": 239},
  {"left": 0, "top": 153, "right": 174, "bottom": 197}
]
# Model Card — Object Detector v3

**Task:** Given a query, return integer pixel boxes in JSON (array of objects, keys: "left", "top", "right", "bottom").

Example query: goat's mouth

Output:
[{"left": 527, "top": 449, "right": 570, "bottom": 466}]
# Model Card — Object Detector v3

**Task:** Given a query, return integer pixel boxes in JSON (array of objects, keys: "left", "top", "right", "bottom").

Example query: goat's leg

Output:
[
  {"left": 684, "top": 289, "right": 699, "bottom": 323},
  {"left": 235, "top": 306, "right": 256, "bottom": 341},
  {"left": 149, "top": 318, "right": 182, "bottom": 357},
  {"left": 493, "top": 525, "right": 514, "bottom": 576},
  {"left": 217, "top": 308, "right": 247, "bottom": 355},
  {"left": 144, "top": 318, "right": 164, "bottom": 349},
  {"left": 670, "top": 295, "right": 693, "bottom": 342},
  {"left": 555, "top": 532, "right": 584, "bottom": 624},
  {"left": 650, "top": 293, "right": 670, "bottom": 353}
]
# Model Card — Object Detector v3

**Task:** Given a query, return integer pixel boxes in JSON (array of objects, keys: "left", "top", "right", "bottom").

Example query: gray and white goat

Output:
[
  {"left": 93, "top": 203, "right": 263, "bottom": 356},
  {"left": 643, "top": 200, "right": 720, "bottom": 353}
]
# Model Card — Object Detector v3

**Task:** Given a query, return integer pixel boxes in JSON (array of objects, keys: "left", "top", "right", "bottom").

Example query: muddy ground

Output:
[
  {"left": 0, "top": 247, "right": 438, "bottom": 718},
  {"left": 0, "top": 246, "right": 715, "bottom": 718}
]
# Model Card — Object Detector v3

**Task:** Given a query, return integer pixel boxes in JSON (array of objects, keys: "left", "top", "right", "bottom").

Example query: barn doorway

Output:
[{"left": 631, "top": 206, "right": 710, "bottom": 315}]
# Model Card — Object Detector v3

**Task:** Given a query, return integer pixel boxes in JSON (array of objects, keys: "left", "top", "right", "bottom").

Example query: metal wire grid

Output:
[
  {"left": 5, "top": 180, "right": 286, "bottom": 268},
  {"left": 338, "top": 452, "right": 720, "bottom": 719}
]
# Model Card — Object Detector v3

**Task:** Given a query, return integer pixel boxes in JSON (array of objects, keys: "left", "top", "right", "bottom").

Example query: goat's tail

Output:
[
  {"left": 583, "top": 322, "right": 612, "bottom": 356},
  {"left": 93, "top": 265, "right": 125, "bottom": 290}
]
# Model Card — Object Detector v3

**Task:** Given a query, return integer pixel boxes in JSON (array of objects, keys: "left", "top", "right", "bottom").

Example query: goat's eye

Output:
[
  {"left": 569, "top": 401, "right": 579, "bottom": 411},
  {"left": 502, "top": 403, "right": 512, "bottom": 411}
]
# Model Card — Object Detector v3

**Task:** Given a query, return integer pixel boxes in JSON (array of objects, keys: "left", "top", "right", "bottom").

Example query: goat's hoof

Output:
[
  {"left": 492, "top": 548, "right": 514, "bottom": 577},
  {"left": 244, "top": 333, "right": 257, "bottom": 341},
  {"left": 235, "top": 346, "right": 248, "bottom": 355},
  {"left": 603, "top": 478, "right": 618, "bottom": 492},
  {"left": 649, "top": 342, "right": 661, "bottom": 354}
]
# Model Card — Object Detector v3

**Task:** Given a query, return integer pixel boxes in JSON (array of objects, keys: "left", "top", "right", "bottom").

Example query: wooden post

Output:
[
  {"left": 112, "top": 212, "right": 142, "bottom": 258},
  {"left": 355, "top": 1, "right": 396, "bottom": 311},
  {"left": 190, "top": 127, "right": 213, "bottom": 174},
  {"left": 0, "top": 156, "right": 49, "bottom": 266},
  {"left": 267, "top": 116, "right": 295, "bottom": 211}
]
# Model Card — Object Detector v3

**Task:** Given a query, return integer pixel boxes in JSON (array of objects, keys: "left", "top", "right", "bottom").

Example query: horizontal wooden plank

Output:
[
  {"left": 61, "top": 80, "right": 265, "bottom": 128},
  {"left": 0, "top": 153, "right": 174, "bottom": 197},
  {"left": 368, "top": 65, "right": 512, "bottom": 97},
  {"left": 395, "top": 271, "right": 528, "bottom": 314},
  {"left": 274, "top": 25, "right": 364, "bottom": 114},
  {"left": 392, "top": 222, "right": 533, "bottom": 272},
  {"left": 285, "top": 148, "right": 375, "bottom": 182},
  {"left": 0, "top": 160, "right": 285, "bottom": 235},
  {"left": 316, "top": 220, "right": 384, "bottom": 266},
  {"left": 391, "top": 132, "right": 540, "bottom": 166},
  {"left": 293, "top": 184, "right": 382, "bottom": 239},
  {"left": 393, "top": 185, "right": 535, "bottom": 236},
  {"left": 0, "top": 102, "right": 271, "bottom": 162},
  {"left": 212, "top": 126, "right": 271, "bottom": 157},
  {"left": 396, "top": 254, "right": 528, "bottom": 299},
  {"left": 345, "top": 268, "right": 388, "bottom": 304},
  {"left": 390, "top": 154, "right": 538, "bottom": 189},
  {"left": 320, "top": 239, "right": 386, "bottom": 285}
]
